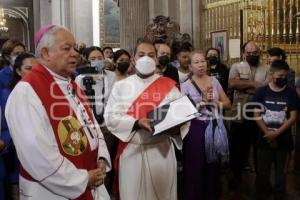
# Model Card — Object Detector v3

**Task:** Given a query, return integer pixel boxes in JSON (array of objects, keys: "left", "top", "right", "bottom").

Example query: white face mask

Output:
[
  {"left": 135, "top": 56, "right": 156, "bottom": 76},
  {"left": 10, "top": 55, "right": 17, "bottom": 66}
]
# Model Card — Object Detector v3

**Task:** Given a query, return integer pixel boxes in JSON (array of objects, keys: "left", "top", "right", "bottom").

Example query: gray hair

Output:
[{"left": 35, "top": 26, "right": 69, "bottom": 58}]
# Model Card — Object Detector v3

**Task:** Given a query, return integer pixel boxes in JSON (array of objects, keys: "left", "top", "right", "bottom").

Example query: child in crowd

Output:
[{"left": 253, "top": 60, "right": 299, "bottom": 200}]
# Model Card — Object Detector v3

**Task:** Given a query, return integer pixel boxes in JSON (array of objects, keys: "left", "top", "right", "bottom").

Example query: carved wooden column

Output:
[{"left": 119, "top": 0, "right": 149, "bottom": 53}]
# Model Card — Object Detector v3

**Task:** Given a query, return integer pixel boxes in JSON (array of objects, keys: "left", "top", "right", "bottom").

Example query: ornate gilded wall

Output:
[{"left": 201, "top": 0, "right": 300, "bottom": 74}]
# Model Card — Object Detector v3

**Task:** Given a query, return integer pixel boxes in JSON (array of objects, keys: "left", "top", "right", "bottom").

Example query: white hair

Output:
[{"left": 35, "top": 26, "right": 69, "bottom": 58}]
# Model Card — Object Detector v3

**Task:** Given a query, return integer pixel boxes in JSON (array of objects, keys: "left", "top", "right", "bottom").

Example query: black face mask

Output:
[
  {"left": 207, "top": 56, "right": 219, "bottom": 65},
  {"left": 116, "top": 62, "right": 130, "bottom": 74},
  {"left": 246, "top": 55, "right": 260, "bottom": 66},
  {"left": 158, "top": 55, "right": 170, "bottom": 67},
  {"left": 274, "top": 77, "right": 288, "bottom": 88}
]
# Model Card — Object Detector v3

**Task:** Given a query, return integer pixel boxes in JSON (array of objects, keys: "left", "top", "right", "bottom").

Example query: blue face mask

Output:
[{"left": 90, "top": 60, "right": 104, "bottom": 72}]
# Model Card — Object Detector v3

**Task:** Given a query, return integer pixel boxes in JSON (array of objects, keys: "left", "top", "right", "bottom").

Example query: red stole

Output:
[
  {"left": 21, "top": 64, "right": 98, "bottom": 200},
  {"left": 113, "top": 76, "right": 176, "bottom": 200}
]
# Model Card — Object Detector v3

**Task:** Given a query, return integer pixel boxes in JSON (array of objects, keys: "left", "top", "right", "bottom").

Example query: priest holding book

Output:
[{"left": 104, "top": 40, "right": 190, "bottom": 200}]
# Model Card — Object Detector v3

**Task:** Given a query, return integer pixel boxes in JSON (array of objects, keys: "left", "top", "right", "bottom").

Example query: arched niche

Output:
[{"left": 0, "top": 7, "right": 30, "bottom": 51}]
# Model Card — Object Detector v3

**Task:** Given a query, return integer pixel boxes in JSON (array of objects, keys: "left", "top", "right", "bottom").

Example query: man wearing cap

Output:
[
  {"left": 104, "top": 40, "right": 189, "bottom": 200},
  {"left": 5, "top": 25, "right": 111, "bottom": 200}
]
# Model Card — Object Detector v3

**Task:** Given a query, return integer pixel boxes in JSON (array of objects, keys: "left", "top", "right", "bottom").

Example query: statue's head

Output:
[{"left": 145, "top": 15, "right": 179, "bottom": 45}]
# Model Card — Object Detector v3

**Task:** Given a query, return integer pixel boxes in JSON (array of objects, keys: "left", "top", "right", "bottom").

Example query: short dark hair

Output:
[
  {"left": 83, "top": 46, "right": 103, "bottom": 60},
  {"left": 270, "top": 60, "right": 290, "bottom": 72},
  {"left": 9, "top": 52, "right": 35, "bottom": 90},
  {"left": 153, "top": 38, "right": 166, "bottom": 45},
  {"left": 1, "top": 39, "right": 25, "bottom": 56},
  {"left": 205, "top": 47, "right": 221, "bottom": 61},
  {"left": 177, "top": 45, "right": 192, "bottom": 55},
  {"left": 1, "top": 39, "right": 25, "bottom": 66},
  {"left": 133, "top": 39, "right": 156, "bottom": 56},
  {"left": 267, "top": 47, "right": 287, "bottom": 61},
  {"left": 103, "top": 46, "right": 113, "bottom": 52},
  {"left": 113, "top": 49, "right": 131, "bottom": 63}
]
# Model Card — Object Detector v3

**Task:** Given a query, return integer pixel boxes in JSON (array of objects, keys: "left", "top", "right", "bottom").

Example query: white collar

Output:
[
  {"left": 135, "top": 73, "right": 159, "bottom": 83},
  {"left": 42, "top": 65, "right": 71, "bottom": 82}
]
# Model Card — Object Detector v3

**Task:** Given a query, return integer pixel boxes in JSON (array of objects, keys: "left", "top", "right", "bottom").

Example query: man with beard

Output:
[{"left": 228, "top": 41, "right": 270, "bottom": 191}]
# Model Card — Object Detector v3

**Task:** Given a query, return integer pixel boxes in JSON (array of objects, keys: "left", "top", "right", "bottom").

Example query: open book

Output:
[{"left": 147, "top": 95, "right": 198, "bottom": 135}]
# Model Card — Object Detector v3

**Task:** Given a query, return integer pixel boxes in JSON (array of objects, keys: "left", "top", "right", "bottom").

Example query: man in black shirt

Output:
[
  {"left": 253, "top": 60, "right": 299, "bottom": 200},
  {"left": 155, "top": 42, "right": 180, "bottom": 85}
]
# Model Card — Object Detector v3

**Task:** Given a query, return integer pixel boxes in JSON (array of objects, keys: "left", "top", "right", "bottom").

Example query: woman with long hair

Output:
[
  {"left": 113, "top": 49, "right": 131, "bottom": 80},
  {"left": 0, "top": 39, "right": 25, "bottom": 88}
]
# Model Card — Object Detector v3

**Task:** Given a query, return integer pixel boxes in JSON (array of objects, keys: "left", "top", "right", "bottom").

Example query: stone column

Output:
[
  {"left": 168, "top": 0, "right": 180, "bottom": 24},
  {"left": 149, "top": 0, "right": 168, "bottom": 20},
  {"left": 192, "top": 0, "right": 201, "bottom": 49},
  {"left": 51, "top": 0, "right": 71, "bottom": 29},
  {"left": 119, "top": 0, "right": 149, "bottom": 54},
  {"left": 70, "top": 0, "right": 93, "bottom": 46},
  {"left": 51, "top": 0, "right": 62, "bottom": 25},
  {"left": 34, "top": 0, "right": 52, "bottom": 29},
  {"left": 179, "top": 0, "right": 201, "bottom": 49},
  {"left": 149, "top": 0, "right": 180, "bottom": 26},
  {"left": 180, "top": 0, "right": 193, "bottom": 36}
]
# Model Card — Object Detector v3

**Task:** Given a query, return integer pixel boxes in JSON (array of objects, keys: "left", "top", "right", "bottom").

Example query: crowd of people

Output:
[{"left": 0, "top": 24, "right": 299, "bottom": 200}]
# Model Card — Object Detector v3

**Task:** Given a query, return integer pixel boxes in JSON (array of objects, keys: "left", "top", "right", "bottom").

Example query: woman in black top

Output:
[{"left": 205, "top": 48, "right": 229, "bottom": 93}]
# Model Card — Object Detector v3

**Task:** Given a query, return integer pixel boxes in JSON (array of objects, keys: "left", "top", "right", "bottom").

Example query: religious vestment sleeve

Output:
[
  {"left": 75, "top": 74, "right": 85, "bottom": 90},
  {"left": 104, "top": 81, "right": 137, "bottom": 142},
  {"left": 5, "top": 82, "right": 89, "bottom": 199},
  {"left": 162, "top": 87, "right": 190, "bottom": 149},
  {"left": 93, "top": 114, "right": 112, "bottom": 171}
]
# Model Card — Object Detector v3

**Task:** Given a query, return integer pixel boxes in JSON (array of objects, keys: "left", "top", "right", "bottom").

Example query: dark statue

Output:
[
  {"left": 144, "top": 15, "right": 193, "bottom": 59},
  {"left": 145, "top": 15, "right": 180, "bottom": 45}
]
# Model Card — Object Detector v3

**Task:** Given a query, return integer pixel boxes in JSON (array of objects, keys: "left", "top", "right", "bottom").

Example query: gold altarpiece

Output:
[{"left": 201, "top": 0, "right": 300, "bottom": 74}]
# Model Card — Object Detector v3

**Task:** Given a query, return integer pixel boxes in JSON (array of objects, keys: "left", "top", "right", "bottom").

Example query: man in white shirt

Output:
[
  {"left": 228, "top": 41, "right": 269, "bottom": 190},
  {"left": 177, "top": 46, "right": 191, "bottom": 83},
  {"left": 5, "top": 25, "right": 111, "bottom": 200}
]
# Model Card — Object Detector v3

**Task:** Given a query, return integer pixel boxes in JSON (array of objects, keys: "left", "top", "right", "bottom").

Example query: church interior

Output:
[
  {"left": 2, "top": 0, "right": 300, "bottom": 72},
  {"left": 1, "top": 0, "right": 300, "bottom": 200}
]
